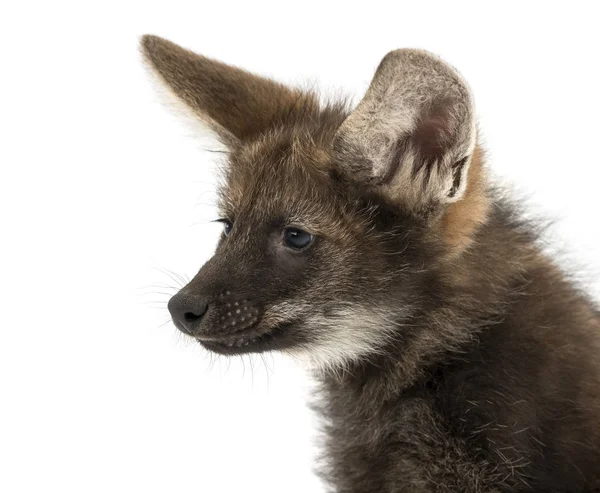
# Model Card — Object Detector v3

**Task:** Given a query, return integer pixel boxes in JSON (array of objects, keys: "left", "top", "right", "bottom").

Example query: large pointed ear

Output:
[
  {"left": 140, "top": 35, "right": 317, "bottom": 148},
  {"left": 333, "top": 49, "right": 476, "bottom": 214}
]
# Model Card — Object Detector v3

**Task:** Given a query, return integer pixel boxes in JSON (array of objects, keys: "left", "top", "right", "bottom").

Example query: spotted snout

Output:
[{"left": 168, "top": 289, "right": 261, "bottom": 339}]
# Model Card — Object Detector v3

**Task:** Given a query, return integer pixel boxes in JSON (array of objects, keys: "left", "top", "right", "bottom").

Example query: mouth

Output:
[{"left": 197, "top": 321, "right": 294, "bottom": 355}]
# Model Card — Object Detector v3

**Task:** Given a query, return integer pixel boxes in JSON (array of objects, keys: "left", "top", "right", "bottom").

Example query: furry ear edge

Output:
[{"left": 140, "top": 35, "right": 239, "bottom": 147}]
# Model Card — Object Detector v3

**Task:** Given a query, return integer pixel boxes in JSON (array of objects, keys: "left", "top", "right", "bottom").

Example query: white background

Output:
[{"left": 1, "top": 1, "right": 599, "bottom": 492}]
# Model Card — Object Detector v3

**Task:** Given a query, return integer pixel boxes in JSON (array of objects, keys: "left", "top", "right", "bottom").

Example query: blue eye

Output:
[{"left": 283, "top": 227, "right": 313, "bottom": 250}]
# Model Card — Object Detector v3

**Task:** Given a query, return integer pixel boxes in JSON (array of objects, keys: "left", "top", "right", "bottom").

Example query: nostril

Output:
[{"left": 184, "top": 311, "right": 204, "bottom": 323}]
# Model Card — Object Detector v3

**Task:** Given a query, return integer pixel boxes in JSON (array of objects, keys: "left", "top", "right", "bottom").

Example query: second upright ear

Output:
[
  {"left": 141, "top": 35, "right": 317, "bottom": 148},
  {"left": 333, "top": 49, "right": 476, "bottom": 213}
]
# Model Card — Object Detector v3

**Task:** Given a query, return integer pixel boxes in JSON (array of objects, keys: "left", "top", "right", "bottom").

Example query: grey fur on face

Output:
[{"left": 142, "top": 35, "right": 600, "bottom": 492}]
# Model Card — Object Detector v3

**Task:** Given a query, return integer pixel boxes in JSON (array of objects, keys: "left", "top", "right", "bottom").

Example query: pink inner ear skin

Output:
[{"left": 412, "top": 99, "right": 458, "bottom": 161}]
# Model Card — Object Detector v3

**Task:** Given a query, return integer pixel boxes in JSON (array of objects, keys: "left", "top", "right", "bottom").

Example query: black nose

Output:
[{"left": 168, "top": 292, "right": 208, "bottom": 335}]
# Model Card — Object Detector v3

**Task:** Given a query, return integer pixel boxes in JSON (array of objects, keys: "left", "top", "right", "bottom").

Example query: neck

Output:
[{"left": 315, "top": 195, "right": 545, "bottom": 410}]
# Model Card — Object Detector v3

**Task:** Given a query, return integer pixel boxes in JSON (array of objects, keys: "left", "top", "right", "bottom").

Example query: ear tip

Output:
[
  {"left": 378, "top": 48, "right": 472, "bottom": 101},
  {"left": 380, "top": 48, "right": 451, "bottom": 72},
  {"left": 384, "top": 47, "right": 437, "bottom": 58},
  {"left": 140, "top": 34, "right": 159, "bottom": 50},
  {"left": 139, "top": 34, "right": 179, "bottom": 61},
  {"left": 139, "top": 34, "right": 159, "bottom": 61}
]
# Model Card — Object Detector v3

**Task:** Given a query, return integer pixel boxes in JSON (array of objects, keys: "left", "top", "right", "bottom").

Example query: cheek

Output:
[
  {"left": 311, "top": 244, "right": 403, "bottom": 302},
  {"left": 269, "top": 231, "right": 314, "bottom": 272},
  {"left": 274, "top": 250, "right": 311, "bottom": 277}
]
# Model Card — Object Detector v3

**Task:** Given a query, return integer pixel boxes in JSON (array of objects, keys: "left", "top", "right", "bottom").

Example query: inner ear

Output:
[
  {"left": 383, "top": 99, "right": 463, "bottom": 186},
  {"left": 412, "top": 98, "right": 458, "bottom": 163},
  {"left": 447, "top": 157, "right": 469, "bottom": 199},
  {"left": 333, "top": 49, "right": 477, "bottom": 209}
]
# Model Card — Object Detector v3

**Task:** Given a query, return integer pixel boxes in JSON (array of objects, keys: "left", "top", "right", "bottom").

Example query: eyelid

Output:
[{"left": 284, "top": 219, "right": 315, "bottom": 233}]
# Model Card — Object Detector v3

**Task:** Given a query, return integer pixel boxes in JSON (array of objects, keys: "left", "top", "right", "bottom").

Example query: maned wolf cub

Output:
[{"left": 141, "top": 35, "right": 600, "bottom": 492}]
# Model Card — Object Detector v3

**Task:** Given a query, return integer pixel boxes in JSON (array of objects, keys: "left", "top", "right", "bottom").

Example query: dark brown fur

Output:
[{"left": 141, "top": 35, "right": 600, "bottom": 492}]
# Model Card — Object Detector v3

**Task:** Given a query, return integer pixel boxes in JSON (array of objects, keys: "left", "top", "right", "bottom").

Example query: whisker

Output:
[
  {"left": 165, "top": 268, "right": 188, "bottom": 288},
  {"left": 137, "top": 283, "right": 180, "bottom": 292},
  {"left": 152, "top": 265, "right": 187, "bottom": 289},
  {"left": 248, "top": 355, "right": 255, "bottom": 387},
  {"left": 139, "top": 291, "right": 177, "bottom": 298}
]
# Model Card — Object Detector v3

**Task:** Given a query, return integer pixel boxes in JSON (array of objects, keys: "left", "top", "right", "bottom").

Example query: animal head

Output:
[{"left": 141, "top": 36, "right": 490, "bottom": 371}]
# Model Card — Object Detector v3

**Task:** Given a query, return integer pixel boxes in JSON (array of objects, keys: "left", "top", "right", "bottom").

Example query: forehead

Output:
[{"left": 221, "top": 130, "right": 340, "bottom": 230}]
